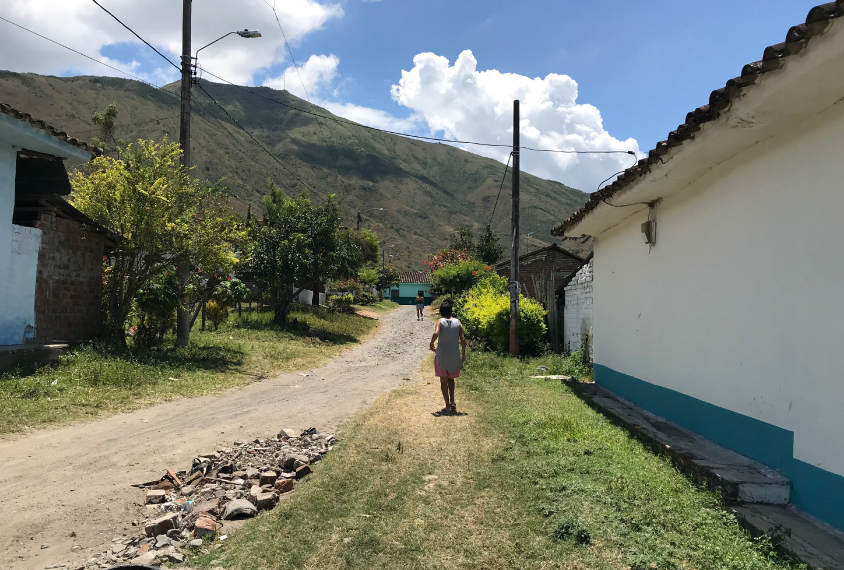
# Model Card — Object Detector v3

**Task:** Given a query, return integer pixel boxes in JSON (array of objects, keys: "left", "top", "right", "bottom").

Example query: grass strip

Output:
[
  {"left": 0, "top": 307, "right": 383, "bottom": 434},
  {"left": 198, "top": 351, "right": 804, "bottom": 570}
]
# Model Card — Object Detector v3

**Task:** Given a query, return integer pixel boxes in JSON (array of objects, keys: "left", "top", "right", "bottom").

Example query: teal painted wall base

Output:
[
  {"left": 391, "top": 296, "right": 432, "bottom": 306},
  {"left": 594, "top": 364, "right": 844, "bottom": 531}
]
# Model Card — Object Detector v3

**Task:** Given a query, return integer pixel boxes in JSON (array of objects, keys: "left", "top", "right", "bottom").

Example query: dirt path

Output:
[{"left": 0, "top": 306, "right": 433, "bottom": 570}]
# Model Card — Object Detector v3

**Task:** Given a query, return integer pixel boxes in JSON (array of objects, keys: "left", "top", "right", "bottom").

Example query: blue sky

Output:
[{"left": 0, "top": 0, "right": 823, "bottom": 190}]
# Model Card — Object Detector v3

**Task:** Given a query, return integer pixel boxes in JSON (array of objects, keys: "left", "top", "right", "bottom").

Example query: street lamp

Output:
[
  {"left": 357, "top": 207, "right": 384, "bottom": 231},
  {"left": 195, "top": 29, "right": 262, "bottom": 62}
]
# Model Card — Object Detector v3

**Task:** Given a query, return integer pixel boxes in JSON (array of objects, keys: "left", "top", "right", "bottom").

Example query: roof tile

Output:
[{"left": 0, "top": 103, "right": 102, "bottom": 157}]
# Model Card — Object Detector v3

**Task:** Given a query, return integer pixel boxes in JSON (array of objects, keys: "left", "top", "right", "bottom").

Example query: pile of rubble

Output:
[{"left": 79, "top": 428, "right": 334, "bottom": 569}]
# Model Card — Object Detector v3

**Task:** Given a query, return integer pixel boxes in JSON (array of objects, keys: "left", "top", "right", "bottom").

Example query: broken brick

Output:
[
  {"left": 145, "top": 489, "right": 166, "bottom": 504},
  {"left": 274, "top": 479, "right": 294, "bottom": 493},
  {"left": 254, "top": 492, "right": 278, "bottom": 511},
  {"left": 144, "top": 512, "right": 180, "bottom": 537},
  {"left": 260, "top": 471, "right": 278, "bottom": 486},
  {"left": 295, "top": 464, "right": 312, "bottom": 479},
  {"left": 193, "top": 516, "right": 218, "bottom": 538}
]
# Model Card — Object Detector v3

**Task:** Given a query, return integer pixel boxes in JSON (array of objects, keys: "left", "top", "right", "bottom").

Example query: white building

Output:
[
  {"left": 0, "top": 103, "right": 98, "bottom": 345},
  {"left": 553, "top": 3, "right": 844, "bottom": 531}
]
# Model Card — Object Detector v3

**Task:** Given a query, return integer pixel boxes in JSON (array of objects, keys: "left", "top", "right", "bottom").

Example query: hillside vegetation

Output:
[{"left": 0, "top": 71, "right": 588, "bottom": 267}]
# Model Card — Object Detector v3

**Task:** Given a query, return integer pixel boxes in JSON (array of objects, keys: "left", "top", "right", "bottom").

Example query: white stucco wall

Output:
[
  {"left": 0, "top": 143, "right": 17, "bottom": 344},
  {"left": 593, "top": 99, "right": 844, "bottom": 478},
  {"left": 563, "top": 258, "right": 592, "bottom": 354},
  {"left": 5, "top": 225, "right": 42, "bottom": 343}
]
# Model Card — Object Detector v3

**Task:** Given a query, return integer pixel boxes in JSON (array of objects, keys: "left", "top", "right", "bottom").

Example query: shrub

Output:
[
  {"left": 133, "top": 271, "right": 179, "bottom": 346},
  {"left": 327, "top": 294, "right": 355, "bottom": 313},
  {"left": 205, "top": 300, "right": 229, "bottom": 330},
  {"left": 431, "top": 260, "right": 496, "bottom": 296},
  {"left": 358, "top": 292, "right": 378, "bottom": 305},
  {"left": 460, "top": 277, "right": 547, "bottom": 354}
]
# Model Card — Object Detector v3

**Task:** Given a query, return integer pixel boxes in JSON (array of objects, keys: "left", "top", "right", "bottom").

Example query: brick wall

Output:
[
  {"left": 563, "top": 258, "right": 592, "bottom": 354},
  {"left": 496, "top": 248, "right": 584, "bottom": 299},
  {"left": 33, "top": 212, "right": 106, "bottom": 343}
]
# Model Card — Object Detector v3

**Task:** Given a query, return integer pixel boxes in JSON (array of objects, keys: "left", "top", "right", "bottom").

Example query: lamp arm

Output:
[{"left": 195, "top": 32, "right": 236, "bottom": 60}]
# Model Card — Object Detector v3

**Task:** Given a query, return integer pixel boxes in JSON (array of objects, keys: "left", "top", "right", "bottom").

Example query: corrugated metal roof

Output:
[
  {"left": 1, "top": 102, "right": 102, "bottom": 157},
  {"left": 552, "top": 1, "right": 844, "bottom": 236}
]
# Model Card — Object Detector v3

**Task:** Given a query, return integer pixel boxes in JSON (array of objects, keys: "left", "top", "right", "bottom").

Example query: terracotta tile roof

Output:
[
  {"left": 398, "top": 271, "right": 431, "bottom": 284},
  {"left": 552, "top": 1, "right": 844, "bottom": 236},
  {"left": 0, "top": 102, "right": 102, "bottom": 157}
]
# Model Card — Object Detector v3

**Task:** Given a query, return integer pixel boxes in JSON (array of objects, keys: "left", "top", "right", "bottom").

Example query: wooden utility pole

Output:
[
  {"left": 176, "top": 0, "right": 193, "bottom": 346},
  {"left": 509, "top": 100, "right": 520, "bottom": 356}
]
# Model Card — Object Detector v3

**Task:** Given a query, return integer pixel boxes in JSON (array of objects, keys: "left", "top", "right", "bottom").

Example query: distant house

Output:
[
  {"left": 0, "top": 102, "right": 101, "bottom": 358},
  {"left": 384, "top": 271, "right": 432, "bottom": 305},
  {"left": 551, "top": 3, "right": 844, "bottom": 531},
  {"left": 494, "top": 243, "right": 584, "bottom": 300}
]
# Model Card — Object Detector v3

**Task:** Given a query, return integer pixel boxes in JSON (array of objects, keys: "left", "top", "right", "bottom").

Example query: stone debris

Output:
[{"left": 68, "top": 427, "right": 333, "bottom": 570}]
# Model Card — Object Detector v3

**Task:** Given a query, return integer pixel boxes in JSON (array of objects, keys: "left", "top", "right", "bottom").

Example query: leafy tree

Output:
[
  {"left": 248, "top": 184, "right": 363, "bottom": 324},
  {"left": 345, "top": 229, "right": 380, "bottom": 265},
  {"left": 91, "top": 103, "right": 119, "bottom": 153},
  {"left": 476, "top": 224, "right": 505, "bottom": 265},
  {"left": 448, "top": 225, "right": 504, "bottom": 266},
  {"left": 423, "top": 248, "right": 472, "bottom": 272},
  {"left": 449, "top": 226, "right": 476, "bottom": 256},
  {"left": 376, "top": 264, "right": 400, "bottom": 292},
  {"left": 358, "top": 267, "right": 380, "bottom": 289},
  {"left": 70, "top": 139, "right": 242, "bottom": 345}
]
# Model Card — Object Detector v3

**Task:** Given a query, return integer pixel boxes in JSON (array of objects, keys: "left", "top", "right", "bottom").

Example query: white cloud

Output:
[
  {"left": 321, "top": 102, "right": 424, "bottom": 132},
  {"left": 264, "top": 54, "right": 340, "bottom": 99},
  {"left": 0, "top": 0, "right": 343, "bottom": 86},
  {"left": 390, "top": 50, "right": 640, "bottom": 191}
]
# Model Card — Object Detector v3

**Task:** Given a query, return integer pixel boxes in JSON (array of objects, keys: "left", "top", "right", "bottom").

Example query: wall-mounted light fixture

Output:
[{"left": 640, "top": 201, "right": 659, "bottom": 248}]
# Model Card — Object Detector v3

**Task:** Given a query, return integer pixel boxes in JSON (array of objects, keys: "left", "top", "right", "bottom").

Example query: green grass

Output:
[
  {"left": 353, "top": 300, "right": 400, "bottom": 313},
  {"left": 0, "top": 307, "right": 378, "bottom": 434},
  {"left": 196, "top": 351, "right": 804, "bottom": 570}
]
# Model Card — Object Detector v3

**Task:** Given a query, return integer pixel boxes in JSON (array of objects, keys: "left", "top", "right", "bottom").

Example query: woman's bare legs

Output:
[
  {"left": 439, "top": 376, "right": 450, "bottom": 409},
  {"left": 448, "top": 378, "right": 455, "bottom": 410}
]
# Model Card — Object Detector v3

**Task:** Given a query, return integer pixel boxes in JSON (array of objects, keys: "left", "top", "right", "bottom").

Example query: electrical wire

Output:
[
  {"left": 260, "top": 0, "right": 348, "bottom": 195},
  {"left": 488, "top": 152, "right": 513, "bottom": 228},
  {"left": 195, "top": 66, "right": 637, "bottom": 156},
  {"left": 194, "top": 82, "right": 319, "bottom": 198},
  {"left": 595, "top": 153, "right": 652, "bottom": 208},
  {"left": 90, "top": 0, "right": 180, "bottom": 71}
]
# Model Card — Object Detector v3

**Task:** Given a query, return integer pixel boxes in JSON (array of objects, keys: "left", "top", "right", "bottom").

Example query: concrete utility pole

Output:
[
  {"left": 509, "top": 100, "right": 520, "bottom": 356},
  {"left": 176, "top": 0, "right": 193, "bottom": 347}
]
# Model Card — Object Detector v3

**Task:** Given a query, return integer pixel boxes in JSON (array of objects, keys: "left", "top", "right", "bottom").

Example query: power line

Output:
[
  {"left": 0, "top": 15, "right": 188, "bottom": 107},
  {"left": 488, "top": 152, "right": 513, "bottom": 228},
  {"left": 260, "top": 0, "right": 348, "bottom": 196},
  {"left": 90, "top": 0, "right": 180, "bottom": 71},
  {"left": 195, "top": 66, "right": 637, "bottom": 156},
  {"left": 194, "top": 82, "right": 319, "bottom": 198}
]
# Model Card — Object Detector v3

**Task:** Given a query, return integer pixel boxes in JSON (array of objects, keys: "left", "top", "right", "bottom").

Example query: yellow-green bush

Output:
[
  {"left": 206, "top": 300, "right": 229, "bottom": 330},
  {"left": 461, "top": 278, "right": 547, "bottom": 354}
]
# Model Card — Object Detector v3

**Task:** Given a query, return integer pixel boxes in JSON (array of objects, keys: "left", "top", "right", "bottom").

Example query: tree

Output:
[
  {"left": 91, "top": 103, "right": 119, "bottom": 153},
  {"left": 70, "top": 139, "right": 241, "bottom": 345},
  {"left": 376, "top": 264, "right": 400, "bottom": 291},
  {"left": 248, "top": 184, "right": 363, "bottom": 324},
  {"left": 449, "top": 226, "right": 476, "bottom": 256},
  {"left": 447, "top": 225, "right": 504, "bottom": 266},
  {"left": 476, "top": 224, "right": 505, "bottom": 265}
]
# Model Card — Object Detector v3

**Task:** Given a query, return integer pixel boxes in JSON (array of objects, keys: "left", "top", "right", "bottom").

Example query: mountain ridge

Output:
[{"left": 0, "top": 70, "right": 588, "bottom": 268}]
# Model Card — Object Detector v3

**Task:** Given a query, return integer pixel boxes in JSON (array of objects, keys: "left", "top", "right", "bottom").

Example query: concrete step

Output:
[
  {"left": 576, "top": 383, "right": 791, "bottom": 505},
  {"left": 0, "top": 342, "right": 69, "bottom": 373},
  {"left": 732, "top": 504, "right": 844, "bottom": 569}
]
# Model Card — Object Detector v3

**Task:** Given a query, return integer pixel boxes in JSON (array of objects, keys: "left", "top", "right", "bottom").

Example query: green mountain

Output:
[{"left": 0, "top": 70, "right": 588, "bottom": 268}]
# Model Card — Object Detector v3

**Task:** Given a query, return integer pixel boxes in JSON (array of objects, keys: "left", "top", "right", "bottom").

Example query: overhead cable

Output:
[
  {"left": 194, "top": 82, "right": 320, "bottom": 199},
  {"left": 90, "top": 0, "right": 180, "bottom": 71}
]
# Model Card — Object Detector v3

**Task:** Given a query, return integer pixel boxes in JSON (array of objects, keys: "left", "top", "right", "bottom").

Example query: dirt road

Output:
[{"left": 0, "top": 306, "right": 434, "bottom": 570}]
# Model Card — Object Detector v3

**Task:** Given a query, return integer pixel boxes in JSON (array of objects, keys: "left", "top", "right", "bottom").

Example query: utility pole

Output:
[
  {"left": 176, "top": 0, "right": 193, "bottom": 346},
  {"left": 357, "top": 211, "right": 362, "bottom": 231},
  {"left": 509, "top": 100, "right": 520, "bottom": 356}
]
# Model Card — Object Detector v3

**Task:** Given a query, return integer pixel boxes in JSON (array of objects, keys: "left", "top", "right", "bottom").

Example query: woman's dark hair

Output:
[
  {"left": 439, "top": 299, "right": 453, "bottom": 318},
  {"left": 418, "top": 290, "right": 424, "bottom": 296}
]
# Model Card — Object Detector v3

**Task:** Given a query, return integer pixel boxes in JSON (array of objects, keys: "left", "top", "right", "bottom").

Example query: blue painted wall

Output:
[{"left": 595, "top": 364, "right": 844, "bottom": 530}]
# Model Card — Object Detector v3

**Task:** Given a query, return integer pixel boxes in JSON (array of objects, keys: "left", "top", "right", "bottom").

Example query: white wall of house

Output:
[
  {"left": 7, "top": 225, "right": 42, "bottom": 342},
  {"left": 0, "top": 143, "right": 17, "bottom": 344},
  {"left": 593, "top": 99, "right": 844, "bottom": 487},
  {"left": 563, "top": 258, "right": 592, "bottom": 354}
]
